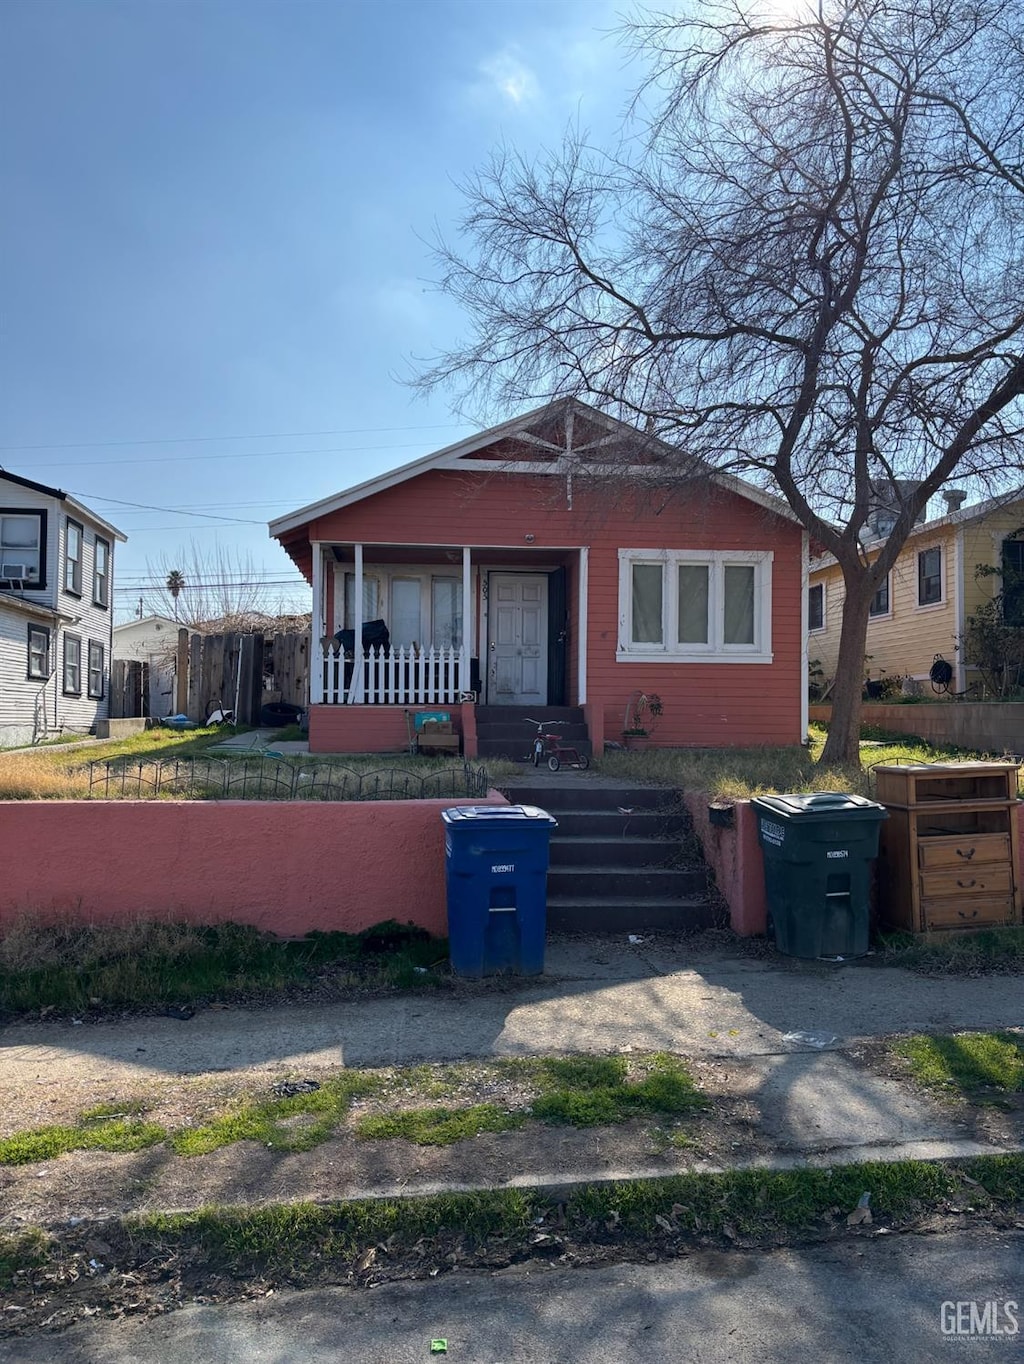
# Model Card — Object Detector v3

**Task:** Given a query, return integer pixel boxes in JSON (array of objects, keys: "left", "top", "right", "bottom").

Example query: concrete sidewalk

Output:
[
  {"left": 1, "top": 934, "right": 1020, "bottom": 1211},
  {"left": 2, "top": 936, "right": 1019, "bottom": 1085}
]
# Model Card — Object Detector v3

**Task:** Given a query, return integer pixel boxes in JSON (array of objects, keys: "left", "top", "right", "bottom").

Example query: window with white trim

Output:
[
  {"left": 28, "top": 624, "right": 50, "bottom": 679},
  {"left": 618, "top": 550, "right": 773, "bottom": 662},
  {"left": 64, "top": 519, "right": 83, "bottom": 595},
  {"left": 869, "top": 573, "right": 891, "bottom": 618},
  {"left": 917, "top": 546, "right": 943, "bottom": 606},
  {"left": 87, "top": 640, "right": 105, "bottom": 699},
  {"left": 93, "top": 537, "right": 110, "bottom": 608},
  {"left": 63, "top": 633, "right": 82, "bottom": 695},
  {"left": 808, "top": 582, "right": 824, "bottom": 632}
]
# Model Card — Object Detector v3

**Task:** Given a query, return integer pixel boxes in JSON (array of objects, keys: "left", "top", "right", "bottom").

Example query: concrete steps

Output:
[{"left": 504, "top": 779, "right": 712, "bottom": 934}]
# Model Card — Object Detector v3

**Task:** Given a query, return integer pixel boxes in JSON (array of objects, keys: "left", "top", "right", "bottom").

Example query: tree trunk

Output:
[{"left": 819, "top": 572, "right": 873, "bottom": 765}]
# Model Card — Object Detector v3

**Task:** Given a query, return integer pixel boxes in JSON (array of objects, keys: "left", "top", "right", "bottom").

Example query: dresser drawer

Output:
[
  {"left": 919, "top": 865, "right": 1013, "bottom": 899},
  {"left": 920, "top": 897, "right": 1017, "bottom": 930},
  {"left": 917, "top": 834, "right": 1011, "bottom": 869}
]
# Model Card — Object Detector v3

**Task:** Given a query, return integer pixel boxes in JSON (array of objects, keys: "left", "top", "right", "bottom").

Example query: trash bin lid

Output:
[
  {"left": 442, "top": 804, "right": 557, "bottom": 825},
  {"left": 751, "top": 791, "right": 885, "bottom": 819}
]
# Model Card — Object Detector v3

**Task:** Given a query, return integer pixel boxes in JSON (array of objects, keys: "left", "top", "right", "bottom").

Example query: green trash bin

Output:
[{"left": 751, "top": 793, "right": 888, "bottom": 960}]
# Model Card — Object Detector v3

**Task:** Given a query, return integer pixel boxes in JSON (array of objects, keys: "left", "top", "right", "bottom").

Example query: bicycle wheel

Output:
[
  {"left": 577, "top": 754, "right": 590, "bottom": 770},
  {"left": 547, "top": 754, "right": 561, "bottom": 772}
]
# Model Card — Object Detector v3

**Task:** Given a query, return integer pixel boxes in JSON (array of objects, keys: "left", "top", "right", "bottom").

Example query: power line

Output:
[
  {"left": 12, "top": 439, "right": 443, "bottom": 472},
  {"left": 0, "top": 421, "right": 465, "bottom": 453},
  {"left": 71, "top": 490, "right": 265, "bottom": 525}
]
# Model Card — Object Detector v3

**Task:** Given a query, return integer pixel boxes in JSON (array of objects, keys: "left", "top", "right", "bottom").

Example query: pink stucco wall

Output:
[
  {"left": 0, "top": 793, "right": 508, "bottom": 937},
  {"left": 684, "top": 795, "right": 768, "bottom": 937}
]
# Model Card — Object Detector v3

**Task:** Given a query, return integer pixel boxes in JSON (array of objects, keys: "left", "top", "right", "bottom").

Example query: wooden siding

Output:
[
  {"left": 809, "top": 500, "right": 1024, "bottom": 692},
  {"left": 0, "top": 484, "right": 115, "bottom": 743},
  {"left": 302, "top": 470, "right": 803, "bottom": 748}
]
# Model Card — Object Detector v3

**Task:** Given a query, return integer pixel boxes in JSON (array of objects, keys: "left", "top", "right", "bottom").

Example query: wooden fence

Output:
[{"left": 112, "top": 630, "right": 310, "bottom": 725}]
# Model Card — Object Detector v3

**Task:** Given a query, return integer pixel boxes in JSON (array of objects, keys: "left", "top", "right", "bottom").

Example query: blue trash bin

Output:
[{"left": 441, "top": 805, "right": 557, "bottom": 977}]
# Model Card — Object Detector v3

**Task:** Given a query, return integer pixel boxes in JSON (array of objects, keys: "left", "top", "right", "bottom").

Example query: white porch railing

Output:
[{"left": 317, "top": 642, "right": 465, "bottom": 705}]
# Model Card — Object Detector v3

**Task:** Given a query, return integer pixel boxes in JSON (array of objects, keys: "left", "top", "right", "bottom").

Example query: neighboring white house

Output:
[
  {"left": 112, "top": 614, "right": 179, "bottom": 718},
  {"left": 0, "top": 470, "right": 126, "bottom": 747}
]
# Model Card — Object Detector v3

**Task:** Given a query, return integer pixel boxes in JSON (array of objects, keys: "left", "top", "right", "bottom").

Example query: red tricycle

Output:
[{"left": 525, "top": 717, "right": 590, "bottom": 772}]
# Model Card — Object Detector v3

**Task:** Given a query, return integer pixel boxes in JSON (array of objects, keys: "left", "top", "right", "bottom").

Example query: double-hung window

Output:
[
  {"left": 87, "top": 640, "right": 105, "bottom": 699},
  {"left": 618, "top": 550, "right": 773, "bottom": 662},
  {"left": 28, "top": 624, "right": 50, "bottom": 679},
  {"left": 93, "top": 537, "right": 110, "bottom": 608},
  {"left": 808, "top": 583, "right": 825, "bottom": 632},
  {"left": 917, "top": 547, "right": 943, "bottom": 606},
  {"left": 63, "top": 634, "right": 82, "bottom": 695},
  {"left": 869, "top": 574, "right": 891, "bottom": 618},
  {"left": 64, "top": 519, "right": 83, "bottom": 595}
]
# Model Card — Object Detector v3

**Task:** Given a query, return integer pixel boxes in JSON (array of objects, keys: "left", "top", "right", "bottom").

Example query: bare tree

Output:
[
  {"left": 420, "top": 0, "right": 1024, "bottom": 762},
  {"left": 146, "top": 542, "right": 277, "bottom": 631}
]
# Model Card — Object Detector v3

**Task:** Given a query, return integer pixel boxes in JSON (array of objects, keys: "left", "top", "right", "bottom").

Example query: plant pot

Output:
[{"left": 623, "top": 733, "right": 651, "bottom": 751}]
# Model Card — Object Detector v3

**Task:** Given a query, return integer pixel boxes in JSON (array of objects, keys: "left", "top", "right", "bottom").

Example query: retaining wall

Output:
[
  {"left": 0, "top": 791, "right": 509, "bottom": 937},
  {"left": 683, "top": 795, "right": 768, "bottom": 936},
  {"left": 810, "top": 702, "right": 1024, "bottom": 755}
]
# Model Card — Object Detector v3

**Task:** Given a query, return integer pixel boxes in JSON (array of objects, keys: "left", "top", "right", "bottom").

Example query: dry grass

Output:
[
  {"left": 0, "top": 752, "right": 89, "bottom": 799},
  {"left": 594, "top": 724, "right": 1001, "bottom": 800}
]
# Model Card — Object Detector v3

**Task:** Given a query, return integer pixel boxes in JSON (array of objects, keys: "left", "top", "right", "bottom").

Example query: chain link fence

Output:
[{"left": 86, "top": 758, "right": 491, "bottom": 802}]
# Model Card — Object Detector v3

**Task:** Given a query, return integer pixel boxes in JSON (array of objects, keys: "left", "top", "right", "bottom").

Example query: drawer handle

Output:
[
  {"left": 957, "top": 908, "right": 980, "bottom": 920},
  {"left": 956, "top": 878, "right": 977, "bottom": 888},
  {"left": 955, "top": 848, "right": 976, "bottom": 860}
]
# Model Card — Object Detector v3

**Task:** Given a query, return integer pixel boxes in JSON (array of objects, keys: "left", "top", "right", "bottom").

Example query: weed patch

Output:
[
  {"left": 0, "top": 1228, "right": 51, "bottom": 1289},
  {"left": 173, "top": 1074, "right": 380, "bottom": 1156},
  {"left": 893, "top": 1032, "right": 1024, "bottom": 1097},
  {"left": 880, "top": 928, "right": 1024, "bottom": 975},
  {"left": 0, "top": 1116, "right": 166, "bottom": 1166},
  {"left": 355, "top": 1104, "right": 524, "bottom": 1146},
  {"left": 0, "top": 918, "right": 447, "bottom": 1017}
]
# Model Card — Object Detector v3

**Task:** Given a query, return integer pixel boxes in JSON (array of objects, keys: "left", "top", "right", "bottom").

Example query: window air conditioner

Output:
[{"left": 1, "top": 564, "right": 35, "bottom": 581}]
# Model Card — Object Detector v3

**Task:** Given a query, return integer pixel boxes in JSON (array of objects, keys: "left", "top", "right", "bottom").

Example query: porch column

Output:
[
  {"left": 461, "top": 545, "right": 472, "bottom": 695},
  {"left": 350, "top": 542, "right": 364, "bottom": 703},
  {"left": 310, "top": 541, "right": 324, "bottom": 704},
  {"left": 577, "top": 546, "right": 589, "bottom": 705}
]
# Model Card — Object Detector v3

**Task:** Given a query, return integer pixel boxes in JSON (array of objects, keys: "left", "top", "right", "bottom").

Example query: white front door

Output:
[{"left": 488, "top": 573, "right": 547, "bottom": 705}]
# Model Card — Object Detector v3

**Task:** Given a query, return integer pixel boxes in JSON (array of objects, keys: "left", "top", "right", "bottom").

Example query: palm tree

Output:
[{"left": 166, "top": 570, "right": 186, "bottom": 622}]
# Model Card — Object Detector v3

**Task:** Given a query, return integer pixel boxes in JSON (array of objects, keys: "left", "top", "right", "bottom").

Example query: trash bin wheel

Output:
[{"left": 547, "top": 754, "right": 561, "bottom": 772}]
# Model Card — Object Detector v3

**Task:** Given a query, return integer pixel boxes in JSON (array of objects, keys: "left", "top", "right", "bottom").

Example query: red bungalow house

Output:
[{"left": 269, "top": 401, "right": 808, "bottom": 757}]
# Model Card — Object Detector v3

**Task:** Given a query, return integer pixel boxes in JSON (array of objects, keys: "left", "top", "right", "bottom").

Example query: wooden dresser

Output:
[{"left": 875, "top": 762, "right": 1023, "bottom": 934}]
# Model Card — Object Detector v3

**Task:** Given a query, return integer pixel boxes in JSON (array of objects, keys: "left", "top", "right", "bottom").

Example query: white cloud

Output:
[{"left": 478, "top": 50, "right": 540, "bottom": 107}]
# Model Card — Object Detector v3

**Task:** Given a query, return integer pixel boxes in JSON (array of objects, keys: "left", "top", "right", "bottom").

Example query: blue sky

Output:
[{"left": 0, "top": 0, "right": 630, "bottom": 618}]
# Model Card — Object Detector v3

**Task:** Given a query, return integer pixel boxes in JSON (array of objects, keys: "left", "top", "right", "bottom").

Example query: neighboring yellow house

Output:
[{"left": 809, "top": 490, "right": 1024, "bottom": 694}]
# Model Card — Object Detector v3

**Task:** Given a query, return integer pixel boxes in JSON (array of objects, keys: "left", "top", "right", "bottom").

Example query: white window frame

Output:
[
  {"left": 617, "top": 549, "right": 773, "bottom": 664},
  {"left": 917, "top": 545, "right": 944, "bottom": 608},
  {"left": 64, "top": 518, "right": 83, "bottom": 596},
  {"left": 93, "top": 537, "right": 110, "bottom": 608},
  {"left": 869, "top": 571, "right": 892, "bottom": 620},
  {"left": 808, "top": 581, "right": 826, "bottom": 633}
]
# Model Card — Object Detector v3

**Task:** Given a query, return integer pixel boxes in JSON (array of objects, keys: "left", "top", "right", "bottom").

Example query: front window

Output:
[
  {"left": 63, "top": 634, "right": 82, "bottom": 694},
  {"left": 869, "top": 574, "right": 890, "bottom": 618},
  {"left": 1, "top": 511, "right": 44, "bottom": 586},
  {"left": 431, "top": 577, "right": 463, "bottom": 649},
  {"left": 918, "top": 547, "right": 943, "bottom": 606},
  {"left": 93, "top": 537, "right": 110, "bottom": 608},
  {"left": 343, "top": 573, "right": 380, "bottom": 629},
  {"left": 618, "top": 550, "right": 773, "bottom": 662},
  {"left": 88, "top": 640, "right": 105, "bottom": 698},
  {"left": 64, "top": 519, "right": 83, "bottom": 595},
  {"left": 28, "top": 624, "right": 50, "bottom": 679},
  {"left": 808, "top": 583, "right": 824, "bottom": 632}
]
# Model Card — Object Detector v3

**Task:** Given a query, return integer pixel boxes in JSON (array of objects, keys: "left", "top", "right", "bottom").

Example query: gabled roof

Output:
[
  {"left": 809, "top": 486, "right": 1024, "bottom": 572},
  {"left": 269, "top": 399, "right": 798, "bottom": 538},
  {"left": 0, "top": 468, "right": 127, "bottom": 541},
  {"left": 113, "top": 614, "right": 178, "bottom": 633}
]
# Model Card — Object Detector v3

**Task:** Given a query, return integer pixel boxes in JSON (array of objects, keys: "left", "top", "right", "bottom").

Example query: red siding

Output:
[{"left": 301, "top": 471, "right": 803, "bottom": 748}]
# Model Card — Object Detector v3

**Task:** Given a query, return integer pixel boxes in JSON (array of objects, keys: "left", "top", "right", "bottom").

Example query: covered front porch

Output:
[{"left": 307, "top": 540, "right": 590, "bottom": 754}]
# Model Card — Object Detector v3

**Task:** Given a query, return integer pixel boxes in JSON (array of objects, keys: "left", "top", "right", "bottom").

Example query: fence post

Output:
[{"left": 176, "top": 628, "right": 189, "bottom": 715}]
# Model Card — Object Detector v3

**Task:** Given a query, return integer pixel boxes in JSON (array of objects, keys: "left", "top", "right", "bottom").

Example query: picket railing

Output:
[{"left": 318, "top": 643, "right": 464, "bottom": 705}]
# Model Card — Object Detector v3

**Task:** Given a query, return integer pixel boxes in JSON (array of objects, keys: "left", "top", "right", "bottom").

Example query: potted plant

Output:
[{"left": 622, "top": 690, "right": 663, "bottom": 750}]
